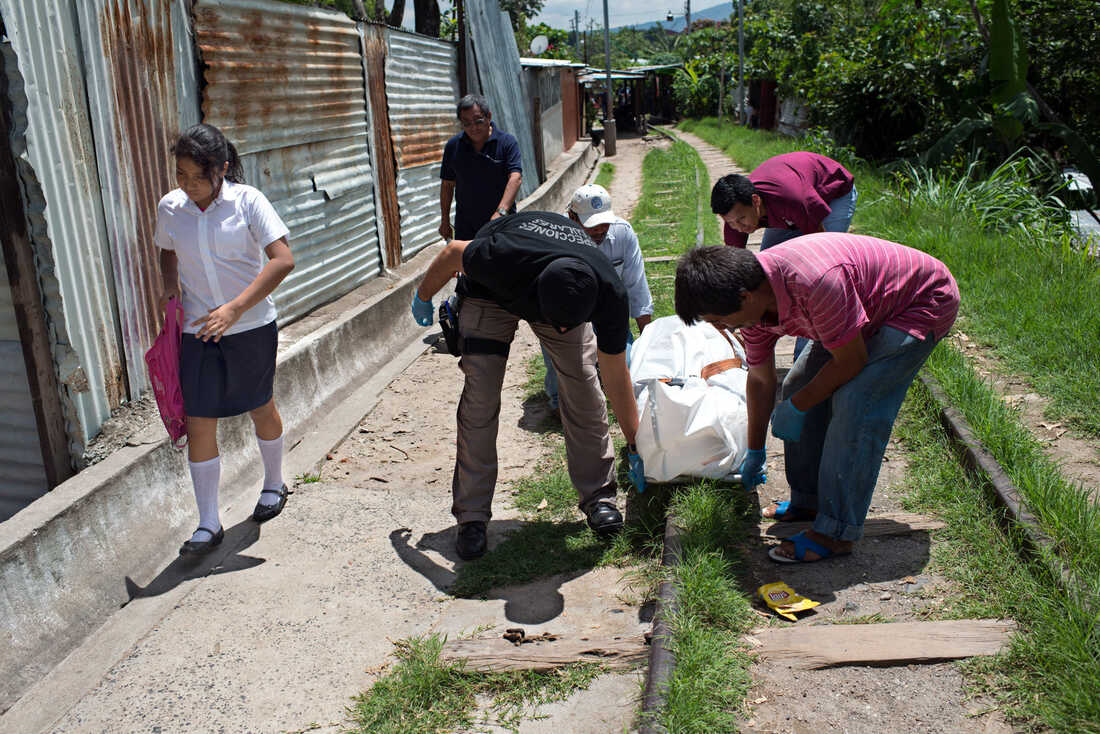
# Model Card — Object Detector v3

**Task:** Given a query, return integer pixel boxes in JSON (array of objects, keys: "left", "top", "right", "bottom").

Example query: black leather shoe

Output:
[
  {"left": 252, "top": 484, "right": 290, "bottom": 522},
  {"left": 585, "top": 499, "right": 624, "bottom": 537},
  {"left": 179, "top": 526, "right": 225, "bottom": 558},
  {"left": 456, "top": 521, "right": 487, "bottom": 560}
]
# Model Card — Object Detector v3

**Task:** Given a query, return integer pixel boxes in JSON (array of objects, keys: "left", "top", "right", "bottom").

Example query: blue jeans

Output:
[
  {"left": 762, "top": 185, "right": 859, "bottom": 361},
  {"left": 543, "top": 331, "right": 633, "bottom": 409},
  {"left": 781, "top": 325, "right": 939, "bottom": 541}
]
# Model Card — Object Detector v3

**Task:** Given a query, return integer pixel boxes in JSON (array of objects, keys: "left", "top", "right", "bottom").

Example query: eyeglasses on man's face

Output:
[{"left": 460, "top": 116, "right": 488, "bottom": 129}]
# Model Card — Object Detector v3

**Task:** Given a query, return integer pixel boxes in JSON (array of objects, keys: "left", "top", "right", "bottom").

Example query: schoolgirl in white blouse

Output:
[{"left": 155, "top": 123, "right": 295, "bottom": 558}]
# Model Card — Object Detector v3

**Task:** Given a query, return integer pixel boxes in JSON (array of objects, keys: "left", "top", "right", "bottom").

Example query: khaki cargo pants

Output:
[{"left": 452, "top": 297, "right": 616, "bottom": 524}]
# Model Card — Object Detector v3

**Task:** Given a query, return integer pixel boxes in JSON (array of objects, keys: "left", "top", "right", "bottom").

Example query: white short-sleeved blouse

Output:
[{"left": 154, "top": 181, "right": 289, "bottom": 335}]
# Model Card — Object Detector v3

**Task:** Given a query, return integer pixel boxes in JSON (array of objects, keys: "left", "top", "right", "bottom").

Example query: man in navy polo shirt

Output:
[{"left": 439, "top": 94, "right": 523, "bottom": 241}]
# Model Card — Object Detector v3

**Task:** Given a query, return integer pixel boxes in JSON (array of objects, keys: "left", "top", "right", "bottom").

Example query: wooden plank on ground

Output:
[
  {"left": 440, "top": 635, "right": 648, "bottom": 672},
  {"left": 643, "top": 255, "right": 679, "bottom": 263},
  {"left": 759, "top": 512, "right": 945, "bottom": 539},
  {"left": 750, "top": 620, "right": 1016, "bottom": 670}
]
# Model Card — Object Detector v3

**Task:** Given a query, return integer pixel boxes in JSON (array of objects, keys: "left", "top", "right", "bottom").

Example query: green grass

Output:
[
  {"left": 595, "top": 161, "right": 615, "bottom": 191},
  {"left": 348, "top": 636, "right": 603, "bottom": 733},
  {"left": 895, "top": 384, "right": 1100, "bottom": 732},
  {"left": 622, "top": 132, "right": 757, "bottom": 730},
  {"left": 631, "top": 137, "right": 719, "bottom": 261},
  {"left": 679, "top": 117, "right": 1100, "bottom": 437},
  {"left": 921, "top": 343, "right": 1100, "bottom": 587},
  {"left": 650, "top": 482, "right": 756, "bottom": 733}
]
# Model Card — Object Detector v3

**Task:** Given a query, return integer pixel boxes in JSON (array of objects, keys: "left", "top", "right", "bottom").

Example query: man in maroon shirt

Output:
[
  {"left": 713, "top": 152, "right": 857, "bottom": 250},
  {"left": 674, "top": 236, "right": 959, "bottom": 564}
]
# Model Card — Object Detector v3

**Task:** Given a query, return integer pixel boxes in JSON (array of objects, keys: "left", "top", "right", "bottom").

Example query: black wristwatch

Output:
[{"left": 496, "top": 207, "right": 509, "bottom": 216}]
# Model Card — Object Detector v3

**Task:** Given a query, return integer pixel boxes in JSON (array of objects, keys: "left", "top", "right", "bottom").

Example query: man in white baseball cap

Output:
[{"left": 541, "top": 184, "right": 654, "bottom": 412}]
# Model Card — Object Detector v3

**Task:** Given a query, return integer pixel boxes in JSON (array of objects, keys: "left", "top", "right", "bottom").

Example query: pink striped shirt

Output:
[{"left": 741, "top": 233, "right": 960, "bottom": 367}]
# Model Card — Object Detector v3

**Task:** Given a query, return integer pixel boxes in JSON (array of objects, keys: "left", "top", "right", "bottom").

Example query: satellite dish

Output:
[{"left": 530, "top": 34, "right": 549, "bottom": 55}]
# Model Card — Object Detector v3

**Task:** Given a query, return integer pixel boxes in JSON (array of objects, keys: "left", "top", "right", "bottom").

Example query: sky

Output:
[
  {"left": 410, "top": 0, "right": 694, "bottom": 33},
  {"left": 402, "top": 1, "right": 712, "bottom": 36},
  {"left": 534, "top": 0, "right": 687, "bottom": 31}
]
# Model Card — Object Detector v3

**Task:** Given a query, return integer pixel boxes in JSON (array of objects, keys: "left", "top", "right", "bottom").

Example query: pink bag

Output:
[{"left": 145, "top": 298, "right": 188, "bottom": 448}]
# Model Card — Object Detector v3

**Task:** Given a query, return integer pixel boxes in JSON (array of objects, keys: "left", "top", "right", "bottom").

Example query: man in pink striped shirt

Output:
[{"left": 675, "top": 233, "right": 959, "bottom": 563}]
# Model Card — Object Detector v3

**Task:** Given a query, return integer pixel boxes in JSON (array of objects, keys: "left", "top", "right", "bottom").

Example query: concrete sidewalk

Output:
[{"left": 0, "top": 141, "right": 600, "bottom": 730}]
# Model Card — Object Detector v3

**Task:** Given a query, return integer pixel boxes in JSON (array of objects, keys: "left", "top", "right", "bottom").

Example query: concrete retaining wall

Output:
[{"left": 0, "top": 143, "right": 598, "bottom": 713}]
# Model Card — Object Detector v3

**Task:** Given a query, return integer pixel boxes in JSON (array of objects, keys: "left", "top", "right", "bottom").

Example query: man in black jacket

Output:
[{"left": 411, "top": 212, "right": 645, "bottom": 560}]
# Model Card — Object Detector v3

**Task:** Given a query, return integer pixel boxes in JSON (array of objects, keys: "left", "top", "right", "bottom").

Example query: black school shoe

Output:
[
  {"left": 456, "top": 521, "right": 487, "bottom": 560},
  {"left": 179, "top": 526, "right": 225, "bottom": 558},
  {"left": 252, "top": 484, "right": 290, "bottom": 523},
  {"left": 585, "top": 499, "right": 624, "bottom": 537}
]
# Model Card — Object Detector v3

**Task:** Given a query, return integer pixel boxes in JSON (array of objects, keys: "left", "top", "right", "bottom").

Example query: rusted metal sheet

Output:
[
  {"left": 77, "top": 0, "right": 179, "bottom": 399},
  {"left": 384, "top": 28, "right": 458, "bottom": 259},
  {"left": 194, "top": 0, "right": 369, "bottom": 155},
  {"left": 197, "top": 0, "right": 383, "bottom": 319},
  {"left": 1, "top": 0, "right": 126, "bottom": 455},
  {"left": 384, "top": 28, "right": 458, "bottom": 170},
  {"left": 362, "top": 23, "right": 402, "bottom": 268}
]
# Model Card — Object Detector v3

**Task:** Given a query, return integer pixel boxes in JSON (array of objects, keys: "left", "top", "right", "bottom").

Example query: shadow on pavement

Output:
[
  {"left": 390, "top": 522, "right": 605, "bottom": 625},
  {"left": 122, "top": 519, "right": 265, "bottom": 602}
]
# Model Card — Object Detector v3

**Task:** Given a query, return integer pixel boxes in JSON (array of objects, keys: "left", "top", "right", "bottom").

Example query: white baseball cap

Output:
[{"left": 569, "top": 184, "right": 617, "bottom": 228}]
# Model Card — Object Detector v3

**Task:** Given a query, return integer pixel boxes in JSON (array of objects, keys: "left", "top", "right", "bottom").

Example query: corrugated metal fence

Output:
[
  {"left": 77, "top": 0, "right": 186, "bottom": 400},
  {"left": 194, "top": 0, "right": 384, "bottom": 323},
  {"left": 384, "top": 28, "right": 459, "bottom": 260},
  {"left": 0, "top": 0, "right": 482, "bottom": 516},
  {"left": 0, "top": 0, "right": 128, "bottom": 456}
]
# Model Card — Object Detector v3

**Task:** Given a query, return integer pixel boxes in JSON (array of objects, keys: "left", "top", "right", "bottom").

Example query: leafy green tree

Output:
[
  {"left": 671, "top": 21, "right": 739, "bottom": 118},
  {"left": 500, "top": 0, "right": 546, "bottom": 32},
  {"left": 1017, "top": 0, "right": 1100, "bottom": 146},
  {"left": 516, "top": 22, "right": 577, "bottom": 60}
]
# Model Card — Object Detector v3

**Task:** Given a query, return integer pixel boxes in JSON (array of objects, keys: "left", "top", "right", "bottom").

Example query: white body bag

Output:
[{"left": 628, "top": 315, "right": 749, "bottom": 482}]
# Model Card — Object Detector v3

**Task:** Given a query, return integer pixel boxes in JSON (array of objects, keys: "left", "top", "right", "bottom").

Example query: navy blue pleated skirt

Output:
[{"left": 179, "top": 321, "right": 277, "bottom": 418}]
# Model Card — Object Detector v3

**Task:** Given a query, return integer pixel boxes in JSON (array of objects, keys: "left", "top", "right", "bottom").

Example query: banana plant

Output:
[{"left": 923, "top": 0, "right": 1099, "bottom": 200}]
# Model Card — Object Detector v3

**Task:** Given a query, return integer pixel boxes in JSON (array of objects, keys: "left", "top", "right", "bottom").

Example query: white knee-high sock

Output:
[
  {"left": 188, "top": 456, "right": 221, "bottom": 542},
  {"left": 256, "top": 434, "right": 285, "bottom": 505}
]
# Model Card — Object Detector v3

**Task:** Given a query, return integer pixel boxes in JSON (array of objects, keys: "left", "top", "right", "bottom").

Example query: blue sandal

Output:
[
  {"left": 768, "top": 531, "right": 848, "bottom": 563},
  {"left": 762, "top": 501, "right": 817, "bottom": 522}
]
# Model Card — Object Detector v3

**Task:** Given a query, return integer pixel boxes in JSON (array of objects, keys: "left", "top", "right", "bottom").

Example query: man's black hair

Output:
[
  {"left": 674, "top": 246, "right": 766, "bottom": 325},
  {"left": 710, "top": 174, "right": 755, "bottom": 216},
  {"left": 457, "top": 94, "right": 491, "bottom": 119}
]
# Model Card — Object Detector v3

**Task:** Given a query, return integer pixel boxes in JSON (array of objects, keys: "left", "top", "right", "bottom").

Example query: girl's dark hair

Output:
[
  {"left": 675, "top": 245, "right": 766, "bottom": 325},
  {"left": 171, "top": 123, "right": 244, "bottom": 184}
]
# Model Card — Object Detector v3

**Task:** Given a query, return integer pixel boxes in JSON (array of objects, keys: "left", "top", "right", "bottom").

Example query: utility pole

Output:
[
  {"left": 602, "top": 0, "right": 616, "bottom": 155},
  {"left": 737, "top": 0, "right": 744, "bottom": 125},
  {"left": 684, "top": 0, "right": 691, "bottom": 32},
  {"left": 574, "top": 10, "right": 581, "bottom": 58}
]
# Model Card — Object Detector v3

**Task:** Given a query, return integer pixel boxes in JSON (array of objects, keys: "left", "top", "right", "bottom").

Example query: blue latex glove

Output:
[
  {"left": 411, "top": 291, "right": 434, "bottom": 326},
  {"left": 627, "top": 449, "right": 646, "bottom": 493},
  {"left": 738, "top": 448, "right": 767, "bottom": 490},
  {"left": 771, "top": 399, "right": 808, "bottom": 442}
]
